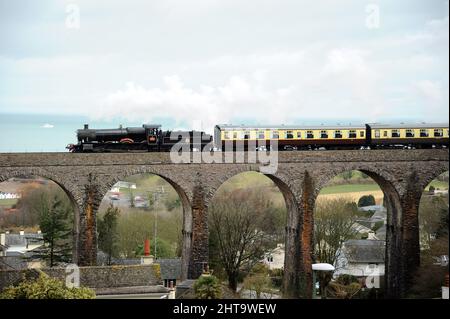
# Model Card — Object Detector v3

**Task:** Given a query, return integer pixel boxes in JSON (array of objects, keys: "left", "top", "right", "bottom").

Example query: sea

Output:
[{"left": 0, "top": 113, "right": 155, "bottom": 153}]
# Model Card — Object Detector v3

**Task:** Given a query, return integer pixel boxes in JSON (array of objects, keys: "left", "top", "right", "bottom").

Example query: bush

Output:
[
  {"left": 193, "top": 275, "right": 222, "bottom": 299},
  {"left": 336, "top": 274, "right": 358, "bottom": 286},
  {"left": 358, "top": 195, "right": 376, "bottom": 207},
  {"left": 0, "top": 272, "right": 95, "bottom": 299}
]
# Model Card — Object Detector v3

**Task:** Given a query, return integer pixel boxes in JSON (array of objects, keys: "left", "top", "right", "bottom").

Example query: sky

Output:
[{"left": 0, "top": 0, "right": 448, "bottom": 138}]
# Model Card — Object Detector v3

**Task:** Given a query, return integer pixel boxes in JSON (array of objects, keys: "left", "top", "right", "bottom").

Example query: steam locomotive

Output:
[
  {"left": 67, "top": 122, "right": 449, "bottom": 152},
  {"left": 66, "top": 124, "right": 213, "bottom": 152}
]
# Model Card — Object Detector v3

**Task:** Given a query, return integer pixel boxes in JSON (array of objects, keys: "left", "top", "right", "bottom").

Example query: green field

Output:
[
  {"left": 0, "top": 198, "right": 18, "bottom": 207},
  {"left": 319, "top": 183, "right": 381, "bottom": 195},
  {"left": 426, "top": 180, "right": 449, "bottom": 191}
]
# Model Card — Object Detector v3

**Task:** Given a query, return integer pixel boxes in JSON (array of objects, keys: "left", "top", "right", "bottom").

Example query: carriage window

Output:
[
  {"left": 391, "top": 130, "right": 400, "bottom": 138},
  {"left": 420, "top": 129, "right": 428, "bottom": 137},
  {"left": 233, "top": 132, "right": 237, "bottom": 139},
  {"left": 349, "top": 130, "right": 357, "bottom": 138},
  {"left": 224, "top": 132, "right": 230, "bottom": 139},
  {"left": 334, "top": 130, "right": 342, "bottom": 138},
  {"left": 360, "top": 131, "right": 365, "bottom": 138},
  {"left": 271, "top": 131, "right": 279, "bottom": 139},
  {"left": 374, "top": 130, "right": 380, "bottom": 138},
  {"left": 297, "top": 131, "right": 302, "bottom": 138},
  {"left": 320, "top": 130, "right": 328, "bottom": 139},
  {"left": 434, "top": 129, "right": 443, "bottom": 137},
  {"left": 306, "top": 130, "right": 314, "bottom": 139},
  {"left": 241, "top": 131, "right": 250, "bottom": 139},
  {"left": 285, "top": 131, "right": 294, "bottom": 139},
  {"left": 406, "top": 129, "right": 414, "bottom": 138},
  {"left": 257, "top": 131, "right": 265, "bottom": 139},
  {"left": 383, "top": 131, "right": 388, "bottom": 137}
]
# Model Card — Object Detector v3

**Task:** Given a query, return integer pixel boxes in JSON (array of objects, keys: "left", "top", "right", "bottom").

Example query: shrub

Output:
[
  {"left": 0, "top": 272, "right": 95, "bottom": 299},
  {"left": 336, "top": 274, "right": 358, "bottom": 286},
  {"left": 193, "top": 275, "right": 222, "bottom": 299}
]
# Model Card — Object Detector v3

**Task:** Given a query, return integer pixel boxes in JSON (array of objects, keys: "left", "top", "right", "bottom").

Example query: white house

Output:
[
  {"left": 334, "top": 239, "right": 385, "bottom": 280},
  {"left": 0, "top": 192, "right": 21, "bottom": 200},
  {"left": 0, "top": 231, "right": 44, "bottom": 257},
  {"left": 262, "top": 243, "right": 285, "bottom": 270}
]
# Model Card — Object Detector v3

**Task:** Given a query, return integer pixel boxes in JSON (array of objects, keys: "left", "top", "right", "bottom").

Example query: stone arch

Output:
[
  {"left": 207, "top": 165, "right": 300, "bottom": 296},
  {"left": 310, "top": 164, "right": 404, "bottom": 298},
  {"left": 0, "top": 167, "right": 81, "bottom": 264},
  {"left": 417, "top": 164, "right": 449, "bottom": 194},
  {"left": 99, "top": 166, "right": 193, "bottom": 281}
]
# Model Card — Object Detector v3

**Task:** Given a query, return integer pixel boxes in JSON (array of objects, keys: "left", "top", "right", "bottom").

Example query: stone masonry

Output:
[{"left": 0, "top": 149, "right": 448, "bottom": 298}]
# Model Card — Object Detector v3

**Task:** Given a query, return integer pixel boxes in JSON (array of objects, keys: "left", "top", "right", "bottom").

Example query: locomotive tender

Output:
[{"left": 68, "top": 122, "right": 449, "bottom": 152}]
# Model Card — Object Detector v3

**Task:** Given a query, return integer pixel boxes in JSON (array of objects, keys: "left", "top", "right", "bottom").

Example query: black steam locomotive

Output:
[{"left": 67, "top": 124, "right": 213, "bottom": 152}]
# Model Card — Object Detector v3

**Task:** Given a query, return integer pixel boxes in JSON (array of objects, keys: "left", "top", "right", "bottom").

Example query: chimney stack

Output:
[{"left": 144, "top": 239, "right": 151, "bottom": 256}]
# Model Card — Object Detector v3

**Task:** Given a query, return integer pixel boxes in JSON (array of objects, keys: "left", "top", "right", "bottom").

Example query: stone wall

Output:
[{"left": 0, "top": 264, "right": 161, "bottom": 290}]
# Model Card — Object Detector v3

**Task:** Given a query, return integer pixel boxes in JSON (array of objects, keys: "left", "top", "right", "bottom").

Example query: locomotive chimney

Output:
[{"left": 84, "top": 124, "right": 89, "bottom": 130}]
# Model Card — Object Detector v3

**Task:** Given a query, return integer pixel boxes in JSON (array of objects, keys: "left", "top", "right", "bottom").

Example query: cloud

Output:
[{"left": 40, "top": 123, "right": 54, "bottom": 129}]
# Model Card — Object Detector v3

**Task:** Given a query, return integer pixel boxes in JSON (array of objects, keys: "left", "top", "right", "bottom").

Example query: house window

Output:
[
  {"left": 405, "top": 129, "right": 414, "bottom": 138},
  {"left": 420, "top": 129, "right": 429, "bottom": 137},
  {"left": 434, "top": 129, "right": 443, "bottom": 137},
  {"left": 224, "top": 132, "right": 230, "bottom": 140},
  {"left": 257, "top": 131, "right": 265, "bottom": 139},
  {"left": 306, "top": 130, "right": 314, "bottom": 139},
  {"left": 267, "top": 256, "right": 273, "bottom": 263},
  {"left": 320, "top": 130, "right": 328, "bottom": 139},
  {"left": 285, "top": 131, "right": 293, "bottom": 139},
  {"left": 391, "top": 130, "right": 400, "bottom": 138},
  {"left": 271, "top": 131, "right": 279, "bottom": 139},
  {"left": 334, "top": 130, "right": 342, "bottom": 138},
  {"left": 297, "top": 131, "right": 302, "bottom": 138},
  {"left": 349, "top": 130, "right": 357, "bottom": 138},
  {"left": 359, "top": 131, "right": 365, "bottom": 138},
  {"left": 374, "top": 130, "right": 380, "bottom": 138}
]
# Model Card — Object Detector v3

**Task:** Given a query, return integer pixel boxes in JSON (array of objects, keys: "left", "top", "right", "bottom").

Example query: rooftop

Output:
[
  {"left": 344, "top": 240, "right": 385, "bottom": 263},
  {"left": 158, "top": 258, "right": 181, "bottom": 280}
]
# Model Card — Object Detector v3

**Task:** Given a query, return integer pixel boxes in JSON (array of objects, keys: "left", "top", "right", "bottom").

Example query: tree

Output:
[
  {"left": 98, "top": 204, "right": 120, "bottom": 265},
  {"left": 419, "top": 195, "right": 448, "bottom": 249},
  {"left": 358, "top": 194, "right": 376, "bottom": 207},
  {"left": 193, "top": 275, "right": 222, "bottom": 299},
  {"left": 242, "top": 264, "right": 272, "bottom": 299},
  {"left": 314, "top": 198, "right": 359, "bottom": 297},
  {"left": 209, "top": 189, "right": 275, "bottom": 292},
  {"left": 37, "top": 193, "right": 73, "bottom": 267}
]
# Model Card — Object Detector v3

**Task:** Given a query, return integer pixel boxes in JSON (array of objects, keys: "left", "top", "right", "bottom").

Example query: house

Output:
[
  {"left": 158, "top": 258, "right": 182, "bottom": 288},
  {"left": 334, "top": 239, "right": 385, "bottom": 281},
  {"left": 0, "top": 231, "right": 44, "bottom": 257},
  {"left": 351, "top": 222, "right": 379, "bottom": 240},
  {"left": 262, "top": 243, "right": 285, "bottom": 270}
]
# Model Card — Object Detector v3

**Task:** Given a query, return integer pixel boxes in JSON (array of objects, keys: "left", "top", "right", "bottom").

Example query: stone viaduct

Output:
[{"left": 0, "top": 149, "right": 448, "bottom": 298}]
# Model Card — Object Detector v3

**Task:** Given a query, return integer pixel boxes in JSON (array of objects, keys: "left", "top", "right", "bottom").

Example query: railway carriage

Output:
[
  {"left": 368, "top": 123, "right": 449, "bottom": 148},
  {"left": 214, "top": 124, "right": 368, "bottom": 151}
]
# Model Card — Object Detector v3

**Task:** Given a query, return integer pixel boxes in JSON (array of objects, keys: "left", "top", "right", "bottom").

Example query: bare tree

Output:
[
  {"left": 209, "top": 189, "right": 275, "bottom": 292},
  {"left": 314, "top": 198, "right": 359, "bottom": 297}
]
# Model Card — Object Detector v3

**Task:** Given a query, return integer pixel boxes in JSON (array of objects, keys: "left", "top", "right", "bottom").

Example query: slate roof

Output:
[
  {"left": 344, "top": 240, "right": 385, "bottom": 263},
  {"left": 158, "top": 258, "right": 182, "bottom": 280},
  {"left": 4, "top": 233, "right": 44, "bottom": 246}
]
